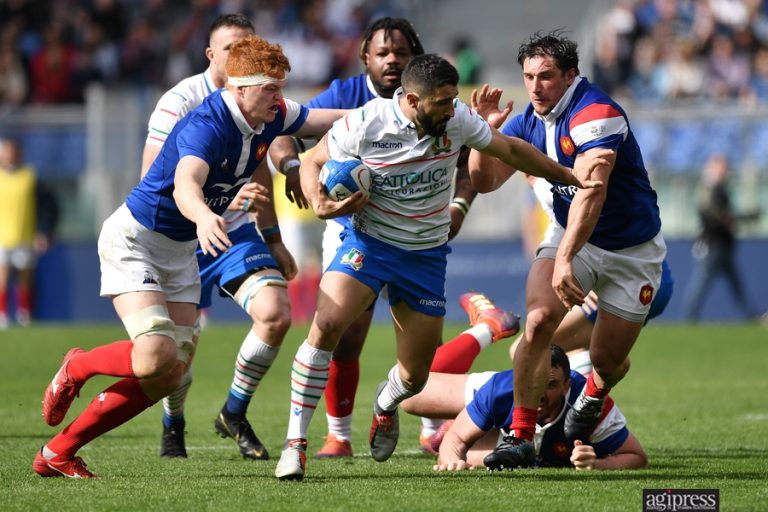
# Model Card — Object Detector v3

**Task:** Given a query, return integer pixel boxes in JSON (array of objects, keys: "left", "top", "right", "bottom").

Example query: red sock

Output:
[
  {"left": 47, "top": 378, "right": 155, "bottom": 458},
  {"left": 0, "top": 290, "right": 7, "bottom": 316},
  {"left": 585, "top": 373, "right": 610, "bottom": 399},
  {"left": 324, "top": 358, "right": 359, "bottom": 417},
  {"left": 16, "top": 284, "right": 31, "bottom": 313},
  {"left": 510, "top": 406, "right": 538, "bottom": 442},
  {"left": 430, "top": 332, "right": 481, "bottom": 374},
  {"left": 68, "top": 341, "right": 135, "bottom": 382}
]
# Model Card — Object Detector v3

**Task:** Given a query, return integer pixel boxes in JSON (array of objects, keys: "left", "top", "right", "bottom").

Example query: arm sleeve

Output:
[
  {"left": 326, "top": 107, "right": 366, "bottom": 159},
  {"left": 568, "top": 103, "right": 627, "bottom": 152},
  {"left": 456, "top": 101, "right": 493, "bottom": 150}
]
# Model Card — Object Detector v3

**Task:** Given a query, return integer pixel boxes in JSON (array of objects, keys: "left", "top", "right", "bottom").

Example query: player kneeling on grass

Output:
[{"left": 401, "top": 344, "right": 647, "bottom": 471}]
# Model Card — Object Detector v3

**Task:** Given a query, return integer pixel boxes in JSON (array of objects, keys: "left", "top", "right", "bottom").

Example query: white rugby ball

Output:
[{"left": 320, "top": 158, "right": 371, "bottom": 201}]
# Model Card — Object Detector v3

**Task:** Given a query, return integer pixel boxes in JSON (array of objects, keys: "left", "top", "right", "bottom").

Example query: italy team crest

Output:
[
  {"left": 431, "top": 133, "right": 452, "bottom": 155},
  {"left": 639, "top": 284, "right": 654, "bottom": 305},
  {"left": 559, "top": 135, "right": 575, "bottom": 156},
  {"left": 341, "top": 248, "right": 365, "bottom": 271}
]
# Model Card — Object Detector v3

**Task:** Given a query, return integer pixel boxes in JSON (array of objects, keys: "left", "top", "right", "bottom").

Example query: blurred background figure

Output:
[
  {"left": 682, "top": 153, "right": 761, "bottom": 322},
  {"left": 449, "top": 36, "right": 482, "bottom": 84},
  {"left": 0, "top": 138, "right": 59, "bottom": 329}
]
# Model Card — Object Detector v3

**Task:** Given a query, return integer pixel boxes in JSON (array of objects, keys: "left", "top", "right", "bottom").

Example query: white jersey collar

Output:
[
  {"left": 533, "top": 75, "right": 582, "bottom": 124},
  {"left": 203, "top": 68, "right": 217, "bottom": 94},
  {"left": 221, "top": 89, "right": 265, "bottom": 136},
  {"left": 391, "top": 87, "right": 415, "bottom": 130}
]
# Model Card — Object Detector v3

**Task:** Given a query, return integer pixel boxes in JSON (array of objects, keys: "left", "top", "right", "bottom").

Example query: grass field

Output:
[{"left": 1, "top": 322, "right": 766, "bottom": 511}]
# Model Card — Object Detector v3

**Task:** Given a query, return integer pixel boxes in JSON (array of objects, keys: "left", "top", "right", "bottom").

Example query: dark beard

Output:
[{"left": 416, "top": 108, "right": 447, "bottom": 137}]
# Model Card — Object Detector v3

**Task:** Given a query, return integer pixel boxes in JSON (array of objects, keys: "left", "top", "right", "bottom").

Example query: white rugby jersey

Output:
[
  {"left": 143, "top": 69, "right": 251, "bottom": 232},
  {"left": 327, "top": 88, "right": 492, "bottom": 250}
]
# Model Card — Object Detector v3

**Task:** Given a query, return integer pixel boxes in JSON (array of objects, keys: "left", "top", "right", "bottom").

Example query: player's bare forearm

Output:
[
  {"left": 299, "top": 140, "right": 327, "bottom": 212},
  {"left": 140, "top": 144, "right": 161, "bottom": 179},
  {"left": 295, "top": 109, "right": 349, "bottom": 139},
  {"left": 592, "top": 433, "right": 648, "bottom": 470},
  {"left": 468, "top": 148, "right": 515, "bottom": 193}
]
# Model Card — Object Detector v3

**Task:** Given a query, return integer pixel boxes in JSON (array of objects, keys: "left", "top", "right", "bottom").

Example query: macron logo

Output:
[{"left": 372, "top": 141, "right": 402, "bottom": 149}]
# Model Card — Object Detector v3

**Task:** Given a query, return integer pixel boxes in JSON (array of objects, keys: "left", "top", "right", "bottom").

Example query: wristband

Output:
[
  {"left": 450, "top": 197, "right": 471, "bottom": 216},
  {"left": 260, "top": 225, "right": 282, "bottom": 244},
  {"left": 279, "top": 157, "right": 301, "bottom": 175}
]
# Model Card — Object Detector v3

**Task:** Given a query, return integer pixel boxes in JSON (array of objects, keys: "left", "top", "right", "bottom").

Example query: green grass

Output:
[{"left": 1, "top": 322, "right": 767, "bottom": 511}]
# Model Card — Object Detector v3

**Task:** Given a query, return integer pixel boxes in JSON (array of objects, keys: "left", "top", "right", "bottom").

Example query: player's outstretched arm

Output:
[
  {"left": 173, "top": 155, "right": 230, "bottom": 256},
  {"left": 294, "top": 108, "right": 349, "bottom": 139},
  {"left": 434, "top": 410, "right": 485, "bottom": 472},
  {"left": 572, "top": 434, "right": 648, "bottom": 471}
]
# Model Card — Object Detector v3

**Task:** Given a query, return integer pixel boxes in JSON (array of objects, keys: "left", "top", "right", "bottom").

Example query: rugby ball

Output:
[{"left": 320, "top": 158, "right": 371, "bottom": 201}]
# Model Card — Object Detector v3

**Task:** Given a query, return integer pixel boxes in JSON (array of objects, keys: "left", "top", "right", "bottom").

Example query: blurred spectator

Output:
[
  {"left": 0, "top": 33, "right": 29, "bottom": 106},
  {"left": 450, "top": 36, "right": 483, "bottom": 84},
  {"left": 0, "top": 138, "right": 59, "bottom": 329},
  {"left": 28, "top": 21, "right": 77, "bottom": 103},
  {"left": 626, "top": 36, "right": 665, "bottom": 103},
  {"left": 707, "top": 32, "right": 751, "bottom": 99},
  {"left": 682, "top": 153, "right": 761, "bottom": 322},
  {"left": 748, "top": 46, "right": 768, "bottom": 101}
]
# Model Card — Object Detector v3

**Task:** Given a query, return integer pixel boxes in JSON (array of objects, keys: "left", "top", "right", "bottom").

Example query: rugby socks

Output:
[
  {"left": 67, "top": 340, "right": 135, "bottom": 382},
  {"left": 46, "top": 377, "right": 155, "bottom": 458},
  {"left": 286, "top": 341, "right": 331, "bottom": 440},
  {"left": 585, "top": 372, "right": 611, "bottom": 399},
  {"left": 429, "top": 325, "right": 491, "bottom": 374},
  {"left": 162, "top": 367, "right": 192, "bottom": 428},
  {"left": 16, "top": 284, "right": 31, "bottom": 318},
  {"left": 225, "top": 331, "right": 279, "bottom": 416},
  {"left": 510, "top": 406, "right": 538, "bottom": 442},
  {"left": 324, "top": 358, "right": 359, "bottom": 438},
  {"left": 376, "top": 365, "right": 422, "bottom": 412}
]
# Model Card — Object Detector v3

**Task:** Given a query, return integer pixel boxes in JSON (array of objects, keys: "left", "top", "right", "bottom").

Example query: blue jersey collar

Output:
[{"left": 533, "top": 75, "right": 583, "bottom": 124}]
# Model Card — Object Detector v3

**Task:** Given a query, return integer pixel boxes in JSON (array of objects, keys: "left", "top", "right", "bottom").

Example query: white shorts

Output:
[
  {"left": 0, "top": 245, "right": 35, "bottom": 270},
  {"left": 98, "top": 204, "right": 200, "bottom": 303},
  {"left": 321, "top": 219, "right": 344, "bottom": 271},
  {"left": 537, "top": 223, "right": 666, "bottom": 322},
  {"left": 464, "top": 371, "right": 497, "bottom": 406}
]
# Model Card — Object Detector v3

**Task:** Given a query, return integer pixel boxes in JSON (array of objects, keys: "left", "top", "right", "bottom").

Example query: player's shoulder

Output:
[
  {"left": 156, "top": 72, "right": 211, "bottom": 111},
  {"left": 568, "top": 80, "right": 626, "bottom": 125}
]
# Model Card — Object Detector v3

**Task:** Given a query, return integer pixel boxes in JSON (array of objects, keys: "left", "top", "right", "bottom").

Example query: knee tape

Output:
[
  {"left": 238, "top": 274, "right": 287, "bottom": 312},
  {"left": 175, "top": 325, "right": 196, "bottom": 364},
  {"left": 122, "top": 305, "right": 175, "bottom": 341}
]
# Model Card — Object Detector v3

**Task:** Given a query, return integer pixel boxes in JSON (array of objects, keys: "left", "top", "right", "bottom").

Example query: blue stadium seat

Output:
[
  {"left": 632, "top": 120, "right": 664, "bottom": 169},
  {"left": 660, "top": 121, "right": 702, "bottom": 174}
]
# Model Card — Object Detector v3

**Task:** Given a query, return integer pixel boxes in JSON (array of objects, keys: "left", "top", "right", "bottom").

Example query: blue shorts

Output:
[
  {"left": 197, "top": 223, "right": 278, "bottom": 309},
  {"left": 326, "top": 228, "right": 451, "bottom": 317},
  {"left": 581, "top": 259, "right": 674, "bottom": 324}
]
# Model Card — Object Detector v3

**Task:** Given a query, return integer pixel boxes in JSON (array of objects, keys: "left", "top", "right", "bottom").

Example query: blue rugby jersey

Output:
[
  {"left": 127, "top": 89, "right": 308, "bottom": 241},
  {"left": 503, "top": 77, "right": 661, "bottom": 250},
  {"left": 307, "top": 73, "right": 376, "bottom": 110},
  {"left": 466, "top": 369, "right": 630, "bottom": 467}
]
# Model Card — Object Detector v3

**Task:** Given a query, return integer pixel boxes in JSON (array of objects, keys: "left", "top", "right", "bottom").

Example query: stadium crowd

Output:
[
  {"left": 4, "top": 1, "right": 768, "bottom": 107},
  {"left": 0, "top": 0, "right": 403, "bottom": 105},
  {"left": 593, "top": 0, "right": 768, "bottom": 104}
]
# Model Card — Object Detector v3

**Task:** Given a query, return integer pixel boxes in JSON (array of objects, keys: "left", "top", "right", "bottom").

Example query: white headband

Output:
[{"left": 228, "top": 73, "right": 287, "bottom": 87}]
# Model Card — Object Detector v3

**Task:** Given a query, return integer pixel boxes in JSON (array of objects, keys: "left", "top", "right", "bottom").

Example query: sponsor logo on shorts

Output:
[
  {"left": 245, "top": 254, "right": 271, "bottom": 264},
  {"left": 372, "top": 140, "right": 402, "bottom": 149},
  {"left": 292, "top": 406, "right": 302, "bottom": 416},
  {"left": 560, "top": 135, "right": 575, "bottom": 156},
  {"left": 341, "top": 248, "right": 364, "bottom": 271},
  {"left": 142, "top": 270, "right": 159, "bottom": 285},
  {"left": 418, "top": 298, "right": 445, "bottom": 308},
  {"left": 639, "top": 284, "right": 654, "bottom": 305}
]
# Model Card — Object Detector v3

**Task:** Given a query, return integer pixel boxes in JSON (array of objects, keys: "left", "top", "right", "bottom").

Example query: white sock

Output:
[
  {"left": 326, "top": 413, "right": 353, "bottom": 441},
  {"left": 420, "top": 417, "right": 445, "bottom": 437},
  {"left": 162, "top": 367, "right": 193, "bottom": 420},
  {"left": 467, "top": 324, "right": 493, "bottom": 350},
  {"left": 376, "top": 365, "right": 422, "bottom": 412},
  {"left": 230, "top": 331, "right": 279, "bottom": 402},
  {"left": 286, "top": 341, "right": 332, "bottom": 440}
]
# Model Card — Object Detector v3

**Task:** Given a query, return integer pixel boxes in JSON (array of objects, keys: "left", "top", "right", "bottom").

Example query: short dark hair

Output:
[
  {"left": 401, "top": 54, "right": 459, "bottom": 96},
  {"left": 359, "top": 17, "right": 424, "bottom": 63},
  {"left": 550, "top": 344, "right": 571, "bottom": 377},
  {"left": 517, "top": 30, "right": 579, "bottom": 75},
  {"left": 209, "top": 13, "right": 255, "bottom": 37}
]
